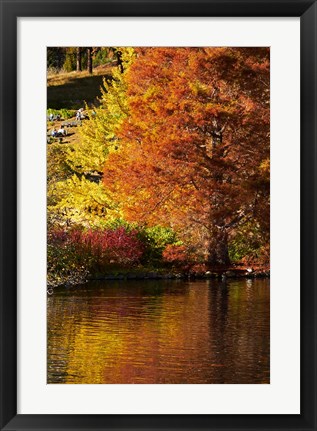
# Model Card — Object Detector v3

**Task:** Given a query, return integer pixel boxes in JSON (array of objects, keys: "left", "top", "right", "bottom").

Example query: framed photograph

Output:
[{"left": 0, "top": 0, "right": 316, "bottom": 430}]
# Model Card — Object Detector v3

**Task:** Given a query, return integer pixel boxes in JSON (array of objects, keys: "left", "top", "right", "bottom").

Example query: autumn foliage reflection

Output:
[{"left": 47, "top": 279, "right": 270, "bottom": 384}]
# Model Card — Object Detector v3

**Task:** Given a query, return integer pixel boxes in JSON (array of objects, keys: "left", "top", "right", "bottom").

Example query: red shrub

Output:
[
  {"left": 48, "top": 226, "right": 145, "bottom": 275},
  {"left": 82, "top": 227, "right": 145, "bottom": 267},
  {"left": 162, "top": 244, "right": 188, "bottom": 265}
]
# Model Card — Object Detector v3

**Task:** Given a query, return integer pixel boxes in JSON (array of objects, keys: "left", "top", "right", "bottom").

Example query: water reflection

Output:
[{"left": 47, "top": 278, "right": 270, "bottom": 384}]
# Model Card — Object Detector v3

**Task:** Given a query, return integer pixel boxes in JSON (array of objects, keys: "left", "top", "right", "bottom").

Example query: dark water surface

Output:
[{"left": 47, "top": 278, "right": 270, "bottom": 384}]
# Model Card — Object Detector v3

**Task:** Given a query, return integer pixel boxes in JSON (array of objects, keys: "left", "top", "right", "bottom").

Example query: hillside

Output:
[
  {"left": 47, "top": 64, "right": 114, "bottom": 109},
  {"left": 47, "top": 65, "right": 116, "bottom": 145}
]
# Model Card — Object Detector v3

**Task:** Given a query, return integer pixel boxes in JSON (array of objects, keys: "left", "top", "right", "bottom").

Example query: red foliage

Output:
[
  {"left": 162, "top": 244, "right": 188, "bottom": 265},
  {"left": 103, "top": 47, "right": 270, "bottom": 266},
  {"left": 81, "top": 227, "right": 144, "bottom": 266},
  {"left": 189, "top": 263, "right": 207, "bottom": 275},
  {"left": 48, "top": 226, "right": 145, "bottom": 271}
]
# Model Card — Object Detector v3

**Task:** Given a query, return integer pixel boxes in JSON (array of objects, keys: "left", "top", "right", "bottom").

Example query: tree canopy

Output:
[{"left": 103, "top": 47, "right": 270, "bottom": 265}]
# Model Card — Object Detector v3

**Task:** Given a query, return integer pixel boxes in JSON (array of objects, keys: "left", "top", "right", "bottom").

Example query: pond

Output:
[{"left": 47, "top": 278, "right": 270, "bottom": 384}]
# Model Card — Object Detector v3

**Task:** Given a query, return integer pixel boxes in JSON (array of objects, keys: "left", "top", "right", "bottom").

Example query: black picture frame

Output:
[{"left": 0, "top": 0, "right": 316, "bottom": 430}]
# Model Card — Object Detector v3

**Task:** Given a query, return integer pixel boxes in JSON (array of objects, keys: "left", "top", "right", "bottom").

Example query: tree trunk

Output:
[
  {"left": 207, "top": 226, "right": 230, "bottom": 267},
  {"left": 116, "top": 50, "right": 124, "bottom": 73},
  {"left": 76, "top": 47, "right": 82, "bottom": 71},
  {"left": 87, "top": 47, "right": 92, "bottom": 74}
]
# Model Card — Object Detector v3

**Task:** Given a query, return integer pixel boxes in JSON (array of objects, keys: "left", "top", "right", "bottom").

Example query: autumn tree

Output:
[{"left": 103, "top": 47, "right": 270, "bottom": 266}]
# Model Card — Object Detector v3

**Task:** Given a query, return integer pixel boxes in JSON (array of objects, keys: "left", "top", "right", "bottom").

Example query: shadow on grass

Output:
[{"left": 47, "top": 74, "right": 113, "bottom": 109}]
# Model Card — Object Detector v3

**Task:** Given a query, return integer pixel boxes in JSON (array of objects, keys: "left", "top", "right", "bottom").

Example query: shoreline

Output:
[
  {"left": 89, "top": 269, "right": 270, "bottom": 281},
  {"left": 47, "top": 267, "right": 270, "bottom": 291}
]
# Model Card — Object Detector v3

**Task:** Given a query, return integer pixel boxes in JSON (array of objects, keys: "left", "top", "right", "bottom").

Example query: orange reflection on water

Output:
[{"left": 47, "top": 279, "right": 270, "bottom": 384}]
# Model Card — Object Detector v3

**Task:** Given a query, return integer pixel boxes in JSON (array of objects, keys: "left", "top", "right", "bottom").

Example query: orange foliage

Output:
[{"left": 104, "top": 48, "right": 270, "bottom": 266}]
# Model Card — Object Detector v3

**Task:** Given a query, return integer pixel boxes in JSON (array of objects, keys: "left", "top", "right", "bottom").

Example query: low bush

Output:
[
  {"left": 228, "top": 222, "right": 267, "bottom": 264},
  {"left": 162, "top": 244, "right": 189, "bottom": 268},
  {"left": 47, "top": 228, "right": 88, "bottom": 288},
  {"left": 140, "top": 225, "right": 179, "bottom": 266},
  {"left": 80, "top": 227, "right": 145, "bottom": 270},
  {"left": 47, "top": 226, "right": 146, "bottom": 286},
  {"left": 47, "top": 222, "right": 191, "bottom": 287}
]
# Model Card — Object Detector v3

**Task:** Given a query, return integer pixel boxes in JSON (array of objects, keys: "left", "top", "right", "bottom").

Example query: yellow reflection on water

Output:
[{"left": 47, "top": 279, "right": 269, "bottom": 384}]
